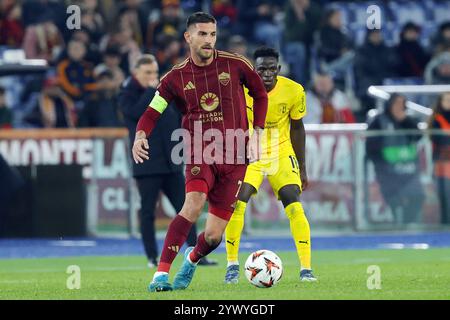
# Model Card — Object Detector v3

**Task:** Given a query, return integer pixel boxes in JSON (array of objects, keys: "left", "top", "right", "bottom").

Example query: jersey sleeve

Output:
[
  {"left": 149, "top": 72, "right": 176, "bottom": 114},
  {"left": 290, "top": 85, "right": 307, "bottom": 120},
  {"left": 136, "top": 72, "right": 176, "bottom": 137}
]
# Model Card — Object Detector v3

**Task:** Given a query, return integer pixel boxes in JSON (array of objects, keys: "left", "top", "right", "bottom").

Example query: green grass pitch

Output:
[{"left": 1, "top": 248, "right": 450, "bottom": 300}]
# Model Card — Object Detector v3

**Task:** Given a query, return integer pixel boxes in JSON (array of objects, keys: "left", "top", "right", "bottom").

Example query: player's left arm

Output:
[
  {"left": 291, "top": 118, "right": 308, "bottom": 191},
  {"left": 290, "top": 86, "right": 308, "bottom": 190}
]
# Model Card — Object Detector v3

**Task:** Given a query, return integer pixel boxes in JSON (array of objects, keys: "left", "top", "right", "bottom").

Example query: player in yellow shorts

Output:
[{"left": 224, "top": 47, "right": 316, "bottom": 283}]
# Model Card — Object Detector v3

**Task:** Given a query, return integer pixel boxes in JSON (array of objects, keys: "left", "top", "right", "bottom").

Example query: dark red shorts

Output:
[{"left": 185, "top": 163, "right": 247, "bottom": 221}]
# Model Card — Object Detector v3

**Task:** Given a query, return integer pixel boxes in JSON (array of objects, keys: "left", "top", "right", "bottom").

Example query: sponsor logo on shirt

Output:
[
  {"left": 200, "top": 92, "right": 219, "bottom": 111},
  {"left": 184, "top": 81, "right": 196, "bottom": 91}
]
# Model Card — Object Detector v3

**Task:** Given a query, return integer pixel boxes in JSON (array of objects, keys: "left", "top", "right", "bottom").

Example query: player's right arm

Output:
[{"left": 132, "top": 74, "right": 174, "bottom": 164}]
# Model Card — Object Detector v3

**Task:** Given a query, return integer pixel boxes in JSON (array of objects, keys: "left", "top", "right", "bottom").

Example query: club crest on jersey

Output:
[
  {"left": 279, "top": 103, "right": 287, "bottom": 114},
  {"left": 299, "top": 95, "right": 306, "bottom": 113},
  {"left": 200, "top": 92, "right": 219, "bottom": 111},
  {"left": 218, "top": 72, "right": 230, "bottom": 86}
]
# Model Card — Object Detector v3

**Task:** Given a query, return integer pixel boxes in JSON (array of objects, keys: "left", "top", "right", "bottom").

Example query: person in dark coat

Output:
[
  {"left": 118, "top": 54, "right": 216, "bottom": 267},
  {"left": 395, "top": 22, "right": 430, "bottom": 78},
  {"left": 317, "top": 8, "right": 353, "bottom": 64},
  {"left": 428, "top": 92, "right": 450, "bottom": 225},
  {"left": 354, "top": 29, "right": 397, "bottom": 118},
  {"left": 366, "top": 93, "right": 425, "bottom": 226}
]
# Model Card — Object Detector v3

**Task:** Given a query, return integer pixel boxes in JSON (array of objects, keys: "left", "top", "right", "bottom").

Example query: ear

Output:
[
  {"left": 277, "top": 65, "right": 281, "bottom": 72},
  {"left": 184, "top": 31, "right": 191, "bottom": 44}
]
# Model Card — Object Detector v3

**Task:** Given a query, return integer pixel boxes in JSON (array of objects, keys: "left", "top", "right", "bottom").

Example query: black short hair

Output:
[
  {"left": 134, "top": 54, "right": 157, "bottom": 69},
  {"left": 253, "top": 46, "right": 279, "bottom": 61},
  {"left": 186, "top": 12, "right": 216, "bottom": 29}
]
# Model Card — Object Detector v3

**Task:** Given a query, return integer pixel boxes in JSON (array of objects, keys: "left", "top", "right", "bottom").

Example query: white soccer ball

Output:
[{"left": 244, "top": 249, "right": 283, "bottom": 288}]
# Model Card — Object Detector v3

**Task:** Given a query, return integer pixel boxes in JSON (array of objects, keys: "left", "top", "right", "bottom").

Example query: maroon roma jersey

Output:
[{"left": 155, "top": 50, "right": 268, "bottom": 164}]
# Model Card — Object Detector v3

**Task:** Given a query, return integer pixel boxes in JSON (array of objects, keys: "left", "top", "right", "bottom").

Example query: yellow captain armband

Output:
[{"left": 149, "top": 91, "right": 168, "bottom": 113}]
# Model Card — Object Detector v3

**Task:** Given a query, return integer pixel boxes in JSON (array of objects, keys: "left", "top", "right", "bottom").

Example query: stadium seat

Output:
[{"left": 388, "top": 2, "right": 427, "bottom": 25}]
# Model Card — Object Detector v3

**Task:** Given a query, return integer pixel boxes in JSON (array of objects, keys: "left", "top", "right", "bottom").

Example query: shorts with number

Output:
[
  {"left": 244, "top": 154, "right": 302, "bottom": 198},
  {"left": 185, "top": 163, "right": 247, "bottom": 221}
]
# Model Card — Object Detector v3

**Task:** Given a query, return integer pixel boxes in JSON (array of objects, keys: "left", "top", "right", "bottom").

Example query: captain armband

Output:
[{"left": 149, "top": 91, "right": 169, "bottom": 113}]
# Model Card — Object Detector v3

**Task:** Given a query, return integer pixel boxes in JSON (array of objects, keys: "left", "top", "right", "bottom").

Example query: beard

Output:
[{"left": 196, "top": 46, "right": 214, "bottom": 60}]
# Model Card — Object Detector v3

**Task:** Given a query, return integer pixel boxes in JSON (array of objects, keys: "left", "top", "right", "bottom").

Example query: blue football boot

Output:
[
  {"left": 148, "top": 273, "right": 172, "bottom": 292},
  {"left": 172, "top": 247, "right": 197, "bottom": 290},
  {"left": 224, "top": 265, "right": 240, "bottom": 284},
  {"left": 300, "top": 269, "right": 317, "bottom": 282}
]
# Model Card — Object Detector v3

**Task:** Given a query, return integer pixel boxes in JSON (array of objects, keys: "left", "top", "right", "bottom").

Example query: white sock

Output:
[
  {"left": 153, "top": 271, "right": 168, "bottom": 280},
  {"left": 187, "top": 252, "right": 199, "bottom": 265},
  {"left": 227, "top": 261, "right": 239, "bottom": 267}
]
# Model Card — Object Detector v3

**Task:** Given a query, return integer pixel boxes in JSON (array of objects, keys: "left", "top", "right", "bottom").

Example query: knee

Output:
[
  {"left": 204, "top": 229, "right": 223, "bottom": 246},
  {"left": 238, "top": 183, "right": 256, "bottom": 203},
  {"left": 279, "top": 185, "right": 300, "bottom": 208},
  {"left": 180, "top": 192, "right": 207, "bottom": 221}
]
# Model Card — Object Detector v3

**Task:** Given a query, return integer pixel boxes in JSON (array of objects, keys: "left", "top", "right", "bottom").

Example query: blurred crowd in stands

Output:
[{"left": 0, "top": 0, "right": 449, "bottom": 129}]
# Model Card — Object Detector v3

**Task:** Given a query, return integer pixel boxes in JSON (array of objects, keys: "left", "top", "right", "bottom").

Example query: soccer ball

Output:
[{"left": 244, "top": 250, "right": 283, "bottom": 288}]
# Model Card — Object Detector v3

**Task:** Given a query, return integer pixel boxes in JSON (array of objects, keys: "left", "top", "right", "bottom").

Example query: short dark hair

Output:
[
  {"left": 104, "top": 46, "right": 121, "bottom": 57},
  {"left": 134, "top": 54, "right": 157, "bottom": 69},
  {"left": 253, "top": 46, "right": 279, "bottom": 61},
  {"left": 186, "top": 12, "right": 216, "bottom": 29}
]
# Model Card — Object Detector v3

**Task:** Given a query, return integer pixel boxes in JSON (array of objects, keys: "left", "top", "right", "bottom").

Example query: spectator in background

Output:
[
  {"left": 117, "top": 0, "right": 151, "bottom": 49},
  {"left": 21, "top": 0, "right": 67, "bottom": 38},
  {"left": 146, "top": 0, "right": 184, "bottom": 51},
  {"left": 155, "top": 34, "right": 183, "bottom": 75},
  {"left": 94, "top": 46, "right": 125, "bottom": 91},
  {"left": 101, "top": 26, "right": 141, "bottom": 75},
  {"left": 0, "top": 0, "right": 24, "bottom": 47},
  {"left": 284, "top": 0, "right": 322, "bottom": 84},
  {"left": 0, "top": 87, "right": 13, "bottom": 129},
  {"left": 227, "top": 35, "right": 248, "bottom": 57},
  {"left": 317, "top": 8, "right": 354, "bottom": 76},
  {"left": 38, "top": 76, "right": 76, "bottom": 128},
  {"left": 79, "top": 0, "right": 105, "bottom": 44},
  {"left": 425, "top": 51, "right": 450, "bottom": 85},
  {"left": 22, "top": 15, "right": 64, "bottom": 64},
  {"left": 431, "top": 21, "right": 450, "bottom": 57},
  {"left": 395, "top": 22, "right": 430, "bottom": 78},
  {"left": 212, "top": 0, "right": 238, "bottom": 30},
  {"left": 238, "top": 0, "right": 283, "bottom": 50},
  {"left": 366, "top": 93, "right": 424, "bottom": 226},
  {"left": 57, "top": 39, "right": 97, "bottom": 104},
  {"left": 78, "top": 70, "right": 121, "bottom": 127},
  {"left": 304, "top": 72, "right": 355, "bottom": 124},
  {"left": 63, "top": 28, "right": 102, "bottom": 66},
  {"left": 428, "top": 92, "right": 450, "bottom": 225},
  {"left": 355, "top": 29, "right": 397, "bottom": 118},
  {"left": 118, "top": 7, "right": 145, "bottom": 49},
  {"left": 212, "top": 0, "right": 239, "bottom": 43}
]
